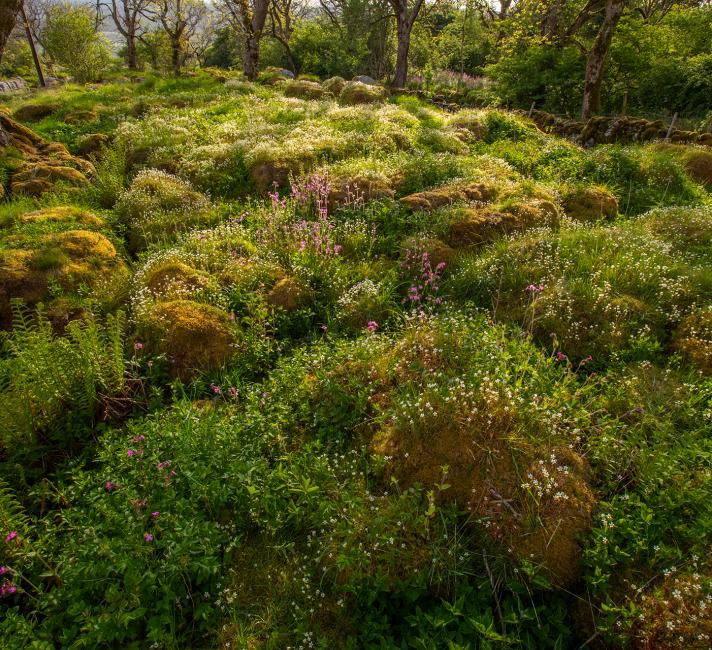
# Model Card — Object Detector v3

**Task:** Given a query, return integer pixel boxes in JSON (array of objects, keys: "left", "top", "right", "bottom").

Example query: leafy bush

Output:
[{"left": 42, "top": 3, "right": 113, "bottom": 83}]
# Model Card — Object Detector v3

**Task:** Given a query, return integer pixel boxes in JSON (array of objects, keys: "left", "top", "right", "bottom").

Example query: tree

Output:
[
  {"left": 389, "top": 0, "right": 426, "bottom": 88},
  {"left": 0, "top": 0, "right": 23, "bottom": 63},
  {"left": 580, "top": 0, "right": 626, "bottom": 119},
  {"left": 217, "top": 0, "right": 271, "bottom": 80},
  {"left": 100, "top": 0, "right": 150, "bottom": 69},
  {"left": 42, "top": 2, "right": 113, "bottom": 82},
  {"left": 146, "top": 0, "right": 206, "bottom": 75},
  {"left": 267, "top": 0, "right": 308, "bottom": 72}
]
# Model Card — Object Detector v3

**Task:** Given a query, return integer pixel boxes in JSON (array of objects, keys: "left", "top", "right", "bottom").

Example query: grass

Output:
[{"left": 0, "top": 71, "right": 711, "bottom": 649}]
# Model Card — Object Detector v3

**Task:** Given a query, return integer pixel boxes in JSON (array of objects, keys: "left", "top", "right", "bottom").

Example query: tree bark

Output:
[
  {"left": 390, "top": 0, "right": 424, "bottom": 89},
  {"left": 581, "top": 0, "right": 626, "bottom": 120},
  {"left": 392, "top": 16, "right": 410, "bottom": 88},
  {"left": 126, "top": 31, "right": 138, "bottom": 69},
  {"left": 171, "top": 37, "right": 182, "bottom": 75},
  {"left": 0, "top": 0, "right": 23, "bottom": 63},
  {"left": 243, "top": 33, "right": 260, "bottom": 79}
]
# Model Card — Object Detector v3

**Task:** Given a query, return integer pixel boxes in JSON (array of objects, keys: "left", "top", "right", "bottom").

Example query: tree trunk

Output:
[
  {"left": 581, "top": 0, "right": 626, "bottom": 120},
  {"left": 171, "top": 39, "right": 181, "bottom": 76},
  {"left": 392, "top": 10, "right": 411, "bottom": 89},
  {"left": 0, "top": 0, "right": 22, "bottom": 63},
  {"left": 243, "top": 34, "right": 260, "bottom": 80},
  {"left": 126, "top": 32, "right": 138, "bottom": 69}
]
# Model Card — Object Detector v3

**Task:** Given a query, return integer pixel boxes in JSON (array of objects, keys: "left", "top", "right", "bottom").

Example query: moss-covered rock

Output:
[
  {"left": 339, "top": 81, "right": 388, "bottom": 106},
  {"left": 400, "top": 182, "right": 496, "bottom": 212},
  {"left": 63, "top": 108, "right": 99, "bottom": 125},
  {"left": 16, "top": 206, "right": 104, "bottom": 227},
  {"left": 682, "top": 149, "right": 712, "bottom": 186},
  {"left": 283, "top": 80, "right": 326, "bottom": 100},
  {"left": 139, "top": 300, "right": 235, "bottom": 380},
  {"left": 265, "top": 276, "right": 312, "bottom": 312},
  {"left": 563, "top": 186, "right": 618, "bottom": 222},
  {"left": 0, "top": 113, "right": 93, "bottom": 197},
  {"left": 13, "top": 103, "right": 59, "bottom": 123},
  {"left": 322, "top": 76, "right": 346, "bottom": 95},
  {"left": 116, "top": 169, "right": 214, "bottom": 251},
  {"left": 0, "top": 229, "right": 128, "bottom": 327},
  {"left": 77, "top": 133, "right": 109, "bottom": 157}
]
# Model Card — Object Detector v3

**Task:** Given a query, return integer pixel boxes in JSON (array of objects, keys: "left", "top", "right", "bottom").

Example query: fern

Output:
[
  {"left": 0, "top": 306, "right": 128, "bottom": 451},
  {"left": 0, "top": 477, "right": 29, "bottom": 538}
]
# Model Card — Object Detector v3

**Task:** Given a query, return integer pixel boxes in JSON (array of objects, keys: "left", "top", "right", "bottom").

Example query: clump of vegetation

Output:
[
  {"left": 339, "top": 81, "right": 388, "bottom": 105},
  {"left": 562, "top": 186, "right": 618, "bottom": 222},
  {"left": 0, "top": 64, "right": 710, "bottom": 649},
  {"left": 115, "top": 169, "right": 214, "bottom": 251}
]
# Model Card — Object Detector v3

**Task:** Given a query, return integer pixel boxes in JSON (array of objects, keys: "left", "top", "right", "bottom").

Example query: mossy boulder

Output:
[
  {"left": 0, "top": 229, "right": 127, "bottom": 327},
  {"left": 139, "top": 300, "right": 235, "bottom": 380},
  {"left": 283, "top": 80, "right": 326, "bottom": 100},
  {"left": 447, "top": 111, "right": 488, "bottom": 142},
  {"left": 562, "top": 186, "right": 618, "bottom": 222},
  {"left": 116, "top": 169, "right": 213, "bottom": 251},
  {"left": 265, "top": 276, "right": 312, "bottom": 312},
  {"left": 143, "top": 260, "right": 213, "bottom": 299},
  {"left": 328, "top": 173, "right": 395, "bottom": 210},
  {"left": 681, "top": 149, "right": 712, "bottom": 186},
  {"left": 17, "top": 206, "right": 104, "bottom": 228},
  {"left": 446, "top": 202, "right": 557, "bottom": 248},
  {"left": 63, "top": 108, "right": 99, "bottom": 125},
  {"left": 77, "top": 133, "right": 109, "bottom": 157},
  {"left": 13, "top": 103, "right": 59, "bottom": 123},
  {"left": 322, "top": 76, "right": 346, "bottom": 95},
  {"left": 402, "top": 236, "right": 456, "bottom": 269},
  {"left": 400, "top": 182, "right": 496, "bottom": 212},
  {"left": 369, "top": 328, "right": 596, "bottom": 587},
  {"left": 0, "top": 113, "right": 93, "bottom": 197},
  {"left": 339, "top": 82, "right": 388, "bottom": 106}
]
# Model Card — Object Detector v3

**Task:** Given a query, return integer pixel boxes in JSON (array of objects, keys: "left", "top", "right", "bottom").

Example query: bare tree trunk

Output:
[
  {"left": 126, "top": 31, "right": 138, "bottom": 69},
  {"left": 0, "top": 0, "right": 23, "bottom": 63},
  {"left": 581, "top": 0, "right": 626, "bottom": 120},
  {"left": 393, "top": 17, "right": 410, "bottom": 88},
  {"left": 171, "top": 37, "right": 181, "bottom": 75},
  {"left": 243, "top": 34, "right": 260, "bottom": 80},
  {"left": 20, "top": 4, "right": 44, "bottom": 86},
  {"left": 390, "top": 0, "right": 424, "bottom": 90}
]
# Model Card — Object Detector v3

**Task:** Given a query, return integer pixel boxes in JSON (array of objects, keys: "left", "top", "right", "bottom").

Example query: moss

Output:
[
  {"left": 445, "top": 201, "right": 557, "bottom": 248},
  {"left": 77, "top": 133, "right": 109, "bottom": 157},
  {"left": 13, "top": 103, "right": 59, "bottom": 123},
  {"left": 265, "top": 276, "right": 311, "bottom": 312},
  {"left": 681, "top": 149, "right": 712, "bottom": 186},
  {"left": 322, "top": 76, "right": 346, "bottom": 95},
  {"left": 0, "top": 229, "right": 127, "bottom": 327},
  {"left": 17, "top": 206, "right": 104, "bottom": 227},
  {"left": 140, "top": 300, "right": 235, "bottom": 380},
  {"left": 63, "top": 109, "right": 99, "bottom": 125},
  {"left": 283, "top": 80, "right": 326, "bottom": 100},
  {"left": 116, "top": 169, "right": 213, "bottom": 251},
  {"left": 339, "top": 82, "right": 388, "bottom": 106},
  {"left": 328, "top": 173, "right": 395, "bottom": 210},
  {"left": 143, "top": 260, "right": 213, "bottom": 299},
  {"left": 632, "top": 564, "right": 712, "bottom": 649},
  {"left": 401, "top": 236, "right": 456, "bottom": 268},
  {"left": 675, "top": 308, "right": 712, "bottom": 374},
  {"left": 400, "top": 182, "right": 496, "bottom": 212},
  {"left": 562, "top": 186, "right": 618, "bottom": 222},
  {"left": 369, "top": 328, "right": 595, "bottom": 587},
  {"left": 447, "top": 110, "right": 488, "bottom": 142}
]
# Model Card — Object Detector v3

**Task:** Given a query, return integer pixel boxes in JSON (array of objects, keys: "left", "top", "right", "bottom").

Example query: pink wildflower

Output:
[
  {"left": 144, "top": 533, "right": 154, "bottom": 543},
  {"left": 4, "top": 531, "right": 17, "bottom": 543}
]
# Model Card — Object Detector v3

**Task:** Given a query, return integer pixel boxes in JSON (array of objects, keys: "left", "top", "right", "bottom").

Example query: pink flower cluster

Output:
[
  {"left": 402, "top": 249, "right": 445, "bottom": 307},
  {"left": 1, "top": 580, "right": 16, "bottom": 597}
]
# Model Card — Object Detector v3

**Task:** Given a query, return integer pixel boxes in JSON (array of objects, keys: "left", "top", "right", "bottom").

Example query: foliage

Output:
[{"left": 41, "top": 3, "right": 113, "bottom": 83}]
